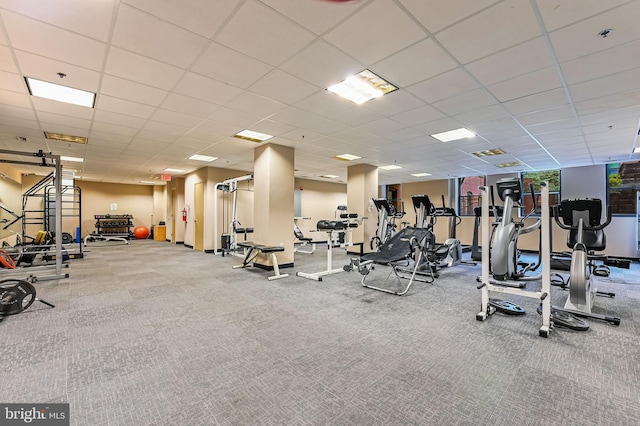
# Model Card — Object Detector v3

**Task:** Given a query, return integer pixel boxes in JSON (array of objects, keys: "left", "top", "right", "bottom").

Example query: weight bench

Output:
[
  {"left": 294, "top": 223, "right": 326, "bottom": 254},
  {"left": 233, "top": 242, "right": 289, "bottom": 280}
]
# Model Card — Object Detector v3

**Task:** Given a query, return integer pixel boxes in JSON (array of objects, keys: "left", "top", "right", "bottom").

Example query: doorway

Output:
[{"left": 194, "top": 182, "right": 204, "bottom": 251}]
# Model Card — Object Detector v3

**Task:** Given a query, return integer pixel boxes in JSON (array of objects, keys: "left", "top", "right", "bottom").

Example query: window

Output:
[
  {"left": 607, "top": 161, "right": 640, "bottom": 215},
  {"left": 458, "top": 175, "right": 485, "bottom": 216},
  {"left": 520, "top": 170, "right": 560, "bottom": 213}
]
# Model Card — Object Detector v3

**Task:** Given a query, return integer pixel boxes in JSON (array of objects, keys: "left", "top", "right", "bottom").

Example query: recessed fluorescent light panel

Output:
[
  {"left": 379, "top": 165, "right": 402, "bottom": 170},
  {"left": 335, "top": 153, "right": 361, "bottom": 161},
  {"left": 233, "top": 129, "right": 274, "bottom": 143},
  {"left": 472, "top": 148, "right": 506, "bottom": 157},
  {"left": 140, "top": 181, "right": 158, "bottom": 184},
  {"left": 411, "top": 172, "right": 432, "bottom": 177},
  {"left": 60, "top": 156, "right": 84, "bottom": 163},
  {"left": 495, "top": 162, "right": 522, "bottom": 168},
  {"left": 26, "top": 77, "right": 96, "bottom": 108},
  {"left": 320, "top": 174, "right": 339, "bottom": 179},
  {"left": 44, "top": 132, "right": 88, "bottom": 144},
  {"left": 188, "top": 154, "right": 218, "bottom": 162},
  {"left": 431, "top": 128, "right": 476, "bottom": 143},
  {"left": 327, "top": 69, "right": 398, "bottom": 105},
  {"left": 164, "top": 168, "right": 186, "bottom": 173}
]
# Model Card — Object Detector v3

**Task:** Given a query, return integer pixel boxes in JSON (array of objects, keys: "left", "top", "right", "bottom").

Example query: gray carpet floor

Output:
[{"left": 1, "top": 239, "right": 640, "bottom": 425}]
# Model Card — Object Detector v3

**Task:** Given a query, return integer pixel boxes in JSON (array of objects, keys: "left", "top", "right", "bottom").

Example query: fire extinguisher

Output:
[{"left": 181, "top": 208, "right": 187, "bottom": 222}]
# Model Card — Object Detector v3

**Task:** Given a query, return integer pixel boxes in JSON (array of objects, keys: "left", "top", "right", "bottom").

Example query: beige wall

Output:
[
  {"left": 15, "top": 175, "right": 154, "bottom": 240},
  {"left": 400, "top": 180, "right": 450, "bottom": 240},
  {"left": 0, "top": 173, "right": 22, "bottom": 242},
  {"left": 76, "top": 180, "right": 154, "bottom": 238},
  {"left": 294, "top": 178, "right": 347, "bottom": 236}
]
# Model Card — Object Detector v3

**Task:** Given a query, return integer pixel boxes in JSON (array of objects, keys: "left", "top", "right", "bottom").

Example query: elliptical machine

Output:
[
  {"left": 551, "top": 198, "right": 621, "bottom": 325},
  {"left": 489, "top": 178, "right": 541, "bottom": 288},
  {"left": 411, "top": 194, "right": 464, "bottom": 272},
  {"left": 370, "top": 198, "right": 405, "bottom": 250}
]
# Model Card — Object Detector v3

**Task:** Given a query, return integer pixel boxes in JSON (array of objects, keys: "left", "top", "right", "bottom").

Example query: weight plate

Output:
[
  {"left": 488, "top": 298, "right": 526, "bottom": 315},
  {"left": 0, "top": 279, "right": 36, "bottom": 316}
]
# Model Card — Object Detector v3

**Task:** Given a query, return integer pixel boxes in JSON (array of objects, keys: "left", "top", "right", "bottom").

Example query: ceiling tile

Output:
[
  {"left": 516, "top": 105, "right": 576, "bottom": 126},
  {"left": 373, "top": 38, "right": 458, "bottom": 87},
  {"left": 465, "top": 37, "right": 553, "bottom": 86},
  {"left": 97, "top": 95, "right": 156, "bottom": 120},
  {"left": 569, "top": 66, "right": 640, "bottom": 103},
  {"left": 399, "top": 0, "right": 500, "bottom": 33},
  {"left": 208, "top": 107, "right": 262, "bottom": 129},
  {"left": 112, "top": 5, "right": 209, "bottom": 68},
  {"left": 435, "top": 0, "right": 541, "bottom": 64},
  {"left": 408, "top": 67, "right": 479, "bottom": 103},
  {"left": 280, "top": 39, "right": 364, "bottom": 88},
  {"left": 0, "top": 0, "right": 115, "bottom": 41},
  {"left": 94, "top": 109, "right": 147, "bottom": 129},
  {"left": 487, "top": 67, "right": 562, "bottom": 102},
  {"left": 191, "top": 42, "right": 273, "bottom": 89},
  {"left": 363, "top": 90, "right": 425, "bottom": 117},
  {"left": 248, "top": 69, "right": 318, "bottom": 105},
  {"left": 295, "top": 90, "right": 354, "bottom": 118},
  {"left": 0, "top": 45, "right": 18, "bottom": 73},
  {"left": 173, "top": 72, "right": 243, "bottom": 105},
  {"left": 261, "top": 0, "right": 365, "bottom": 35},
  {"left": 215, "top": 0, "right": 316, "bottom": 67},
  {"left": 561, "top": 40, "right": 640, "bottom": 85},
  {"left": 150, "top": 109, "right": 203, "bottom": 128},
  {"left": 105, "top": 47, "right": 185, "bottom": 90},
  {"left": 225, "top": 92, "right": 286, "bottom": 119},
  {"left": 122, "top": 0, "right": 242, "bottom": 38},
  {"left": 161, "top": 94, "right": 220, "bottom": 119},
  {"left": 432, "top": 88, "right": 497, "bottom": 116},
  {"left": 502, "top": 88, "right": 570, "bottom": 115},
  {"left": 324, "top": 0, "right": 427, "bottom": 65},
  {"left": 100, "top": 75, "right": 169, "bottom": 106},
  {"left": 548, "top": 1, "right": 640, "bottom": 62},
  {"left": 536, "top": 0, "right": 629, "bottom": 32},
  {"left": 391, "top": 105, "right": 446, "bottom": 127},
  {"left": 2, "top": 11, "right": 107, "bottom": 71}
]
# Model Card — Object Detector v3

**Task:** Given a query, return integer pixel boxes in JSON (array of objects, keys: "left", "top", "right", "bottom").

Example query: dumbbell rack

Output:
[
  {"left": 84, "top": 214, "right": 134, "bottom": 246},
  {"left": 94, "top": 214, "right": 134, "bottom": 237}
]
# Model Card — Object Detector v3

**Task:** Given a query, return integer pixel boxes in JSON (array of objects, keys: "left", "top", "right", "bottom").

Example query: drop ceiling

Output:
[{"left": 0, "top": 0, "right": 639, "bottom": 185}]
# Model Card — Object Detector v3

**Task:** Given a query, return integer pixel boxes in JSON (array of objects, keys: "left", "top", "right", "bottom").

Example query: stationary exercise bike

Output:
[
  {"left": 489, "top": 178, "right": 541, "bottom": 288},
  {"left": 551, "top": 198, "right": 621, "bottom": 325}
]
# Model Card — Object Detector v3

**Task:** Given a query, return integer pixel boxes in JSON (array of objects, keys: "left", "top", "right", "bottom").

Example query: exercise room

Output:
[{"left": 1, "top": 1, "right": 640, "bottom": 425}]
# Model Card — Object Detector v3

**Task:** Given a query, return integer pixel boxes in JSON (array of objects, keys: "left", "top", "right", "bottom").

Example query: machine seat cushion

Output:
[
  {"left": 316, "top": 220, "right": 345, "bottom": 230},
  {"left": 360, "top": 227, "right": 430, "bottom": 265}
]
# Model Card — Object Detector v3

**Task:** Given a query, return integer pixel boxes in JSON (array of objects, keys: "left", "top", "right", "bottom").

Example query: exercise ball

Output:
[{"left": 133, "top": 226, "right": 150, "bottom": 239}]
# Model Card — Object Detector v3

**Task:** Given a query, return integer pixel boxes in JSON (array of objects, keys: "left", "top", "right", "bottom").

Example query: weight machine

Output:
[
  {"left": 0, "top": 149, "right": 68, "bottom": 281},
  {"left": 213, "top": 174, "right": 253, "bottom": 256}
]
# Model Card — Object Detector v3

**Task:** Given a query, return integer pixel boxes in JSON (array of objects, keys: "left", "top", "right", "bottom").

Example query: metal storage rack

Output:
[{"left": 93, "top": 214, "right": 134, "bottom": 238}]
